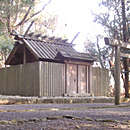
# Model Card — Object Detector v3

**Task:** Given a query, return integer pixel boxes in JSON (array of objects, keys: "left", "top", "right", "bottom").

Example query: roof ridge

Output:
[{"left": 13, "top": 34, "right": 74, "bottom": 47}]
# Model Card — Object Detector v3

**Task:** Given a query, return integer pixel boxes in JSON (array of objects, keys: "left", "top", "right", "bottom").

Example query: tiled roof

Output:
[
  {"left": 23, "top": 38, "right": 76, "bottom": 60},
  {"left": 6, "top": 34, "right": 96, "bottom": 65},
  {"left": 56, "top": 50, "right": 96, "bottom": 61},
  {"left": 23, "top": 37, "right": 96, "bottom": 62}
]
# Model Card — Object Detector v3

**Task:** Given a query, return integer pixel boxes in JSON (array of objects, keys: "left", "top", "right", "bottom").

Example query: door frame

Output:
[{"left": 65, "top": 62, "right": 91, "bottom": 94}]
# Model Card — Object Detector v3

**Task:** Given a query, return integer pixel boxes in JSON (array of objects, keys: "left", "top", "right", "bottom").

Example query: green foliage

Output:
[
  {"left": 0, "top": 32, "right": 13, "bottom": 62},
  {"left": 85, "top": 43, "right": 98, "bottom": 56},
  {"left": 0, "top": 0, "right": 42, "bottom": 33},
  {"left": 91, "top": 0, "right": 130, "bottom": 69},
  {"left": 93, "top": 0, "right": 130, "bottom": 40},
  {"left": 32, "top": 12, "right": 58, "bottom": 34},
  {"left": 0, "top": 0, "right": 57, "bottom": 67},
  {"left": 92, "top": 0, "right": 130, "bottom": 97},
  {"left": 84, "top": 38, "right": 112, "bottom": 69}
]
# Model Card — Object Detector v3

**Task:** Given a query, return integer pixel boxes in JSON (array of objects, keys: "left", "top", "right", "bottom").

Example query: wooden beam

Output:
[
  {"left": 115, "top": 46, "right": 121, "bottom": 105},
  {"left": 24, "top": 21, "right": 35, "bottom": 37},
  {"left": 5, "top": 44, "right": 20, "bottom": 65},
  {"left": 104, "top": 37, "right": 121, "bottom": 105},
  {"left": 23, "top": 45, "right": 26, "bottom": 64},
  {"left": 104, "top": 37, "right": 119, "bottom": 46},
  {"left": 67, "top": 60, "right": 93, "bottom": 66},
  {"left": 23, "top": 39, "right": 39, "bottom": 60},
  {"left": 121, "top": 52, "right": 130, "bottom": 58},
  {"left": 104, "top": 37, "right": 130, "bottom": 49}
]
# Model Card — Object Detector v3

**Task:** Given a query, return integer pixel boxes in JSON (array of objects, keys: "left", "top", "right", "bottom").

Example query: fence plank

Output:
[
  {"left": 0, "top": 68, "right": 6, "bottom": 94},
  {"left": 6, "top": 65, "right": 21, "bottom": 95},
  {"left": 92, "top": 67, "right": 109, "bottom": 96},
  {"left": 0, "top": 63, "right": 109, "bottom": 97},
  {"left": 20, "top": 62, "right": 39, "bottom": 96},
  {"left": 40, "top": 62, "right": 65, "bottom": 97}
]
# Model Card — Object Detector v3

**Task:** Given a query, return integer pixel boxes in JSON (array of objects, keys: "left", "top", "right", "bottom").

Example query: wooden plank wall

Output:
[
  {"left": 0, "top": 62, "right": 109, "bottom": 97},
  {"left": 39, "top": 62, "right": 65, "bottom": 97},
  {"left": 0, "top": 68, "right": 6, "bottom": 94},
  {"left": 0, "top": 62, "right": 40, "bottom": 96},
  {"left": 91, "top": 67, "right": 109, "bottom": 96}
]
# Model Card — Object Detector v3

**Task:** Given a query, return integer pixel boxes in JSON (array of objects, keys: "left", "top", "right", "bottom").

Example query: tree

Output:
[
  {"left": 0, "top": 32, "right": 13, "bottom": 67},
  {"left": 0, "top": 0, "right": 51, "bottom": 34},
  {"left": 0, "top": 0, "right": 52, "bottom": 67},
  {"left": 84, "top": 35, "right": 112, "bottom": 69},
  {"left": 92, "top": 0, "right": 130, "bottom": 97},
  {"left": 32, "top": 12, "right": 59, "bottom": 35},
  {"left": 121, "top": 0, "right": 130, "bottom": 98}
]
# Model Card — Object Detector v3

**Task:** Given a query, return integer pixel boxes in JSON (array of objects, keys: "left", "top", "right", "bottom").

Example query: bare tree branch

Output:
[
  {"left": 24, "top": 21, "right": 35, "bottom": 37},
  {"left": 96, "top": 36, "right": 104, "bottom": 68},
  {"left": 13, "top": 1, "right": 20, "bottom": 25},
  {"left": 14, "top": 0, "right": 51, "bottom": 29},
  {"left": 24, "top": 0, "right": 51, "bottom": 23},
  {"left": 0, "top": 18, "right": 4, "bottom": 24},
  {"left": 71, "top": 32, "right": 80, "bottom": 44},
  {"left": 14, "top": 6, "right": 32, "bottom": 29}
]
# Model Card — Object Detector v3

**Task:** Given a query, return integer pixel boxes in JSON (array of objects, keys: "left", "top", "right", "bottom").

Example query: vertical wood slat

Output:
[
  {"left": 47, "top": 63, "right": 51, "bottom": 97},
  {"left": 40, "top": 62, "right": 47, "bottom": 96},
  {"left": 21, "top": 62, "right": 39, "bottom": 96},
  {"left": 89, "top": 66, "right": 92, "bottom": 94},
  {"left": 86, "top": 66, "right": 88, "bottom": 93},
  {"left": 97, "top": 68, "right": 99, "bottom": 96},
  {"left": 87, "top": 65, "right": 91, "bottom": 93},
  {"left": 67, "top": 64, "right": 77, "bottom": 94},
  {"left": 0, "top": 63, "right": 109, "bottom": 97},
  {"left": 0, "top": 62, "right": 40, "bottom": 96},
  {"left": 23, "top": 45, "right": 26, "bottom": 64},
  {"left": 0, "top": 61, "right": 65, "bottom": 97},
  {"left": 91, "top": 67, "right": 109, "bottom": 96},
  {"left": 0, "top": 68, "right": 6, "bottom": 94},
  {"left": 46, "top": 62, "right": 49, "bottom": 96},
  {"left": 6, "top": 65, "right": 21, "bottom": 95},
  {"left": 40, "top": 62, "right": 65, "bottom": 97},
  {"left": 78, "top": 65, "right": 87, "bottom": 93},
  {"left": 39, "top": 62, "right": 42, "bottom": 97}
]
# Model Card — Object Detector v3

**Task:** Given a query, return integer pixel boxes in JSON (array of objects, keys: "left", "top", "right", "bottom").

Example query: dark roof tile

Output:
[
  {"left": 24, "top": 38, "right": 77, "bottom": 61},
  {"left": 6, "top": 34, "right": 96, "bottom": 65}
]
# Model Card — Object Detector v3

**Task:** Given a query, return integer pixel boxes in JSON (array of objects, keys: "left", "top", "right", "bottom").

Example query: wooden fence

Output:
[
  {"left": 91, "top": 67, "right": 109, "bottom": 96},
  {"left": 0, "top": 62, "right": 40, "bottom": 96},
  {"left": 0, "top": 62, "right": 109, "bottom": 97},
  {"left": 39, "top": 62, "right": 65, "bottom": 97}
]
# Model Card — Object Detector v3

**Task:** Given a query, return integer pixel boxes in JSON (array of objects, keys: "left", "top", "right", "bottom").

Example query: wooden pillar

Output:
[
  {"left": 64, "top": 60, "right": 69, "bottom": 94},
  {"left": 23, "top": 45, "right": 26, "bottom": 64},
  {"left": 115, "top": 45, "right": 121, "bottom": 105}
]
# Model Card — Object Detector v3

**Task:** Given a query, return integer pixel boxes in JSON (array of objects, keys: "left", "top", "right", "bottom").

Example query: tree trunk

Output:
[
  {"left": 121, "top": 0, "right": 130, "bottom": 98},
  {"left": 96, "top": 36, "right": 104, "bottom": 68},
  {"left": 123, "top": 59, "right": 130, "bottom": 97}
]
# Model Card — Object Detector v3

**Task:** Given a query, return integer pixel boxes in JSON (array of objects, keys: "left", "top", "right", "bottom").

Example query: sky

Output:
[{"left": 38, "top": 0, "right": 105, "bottom": 52}]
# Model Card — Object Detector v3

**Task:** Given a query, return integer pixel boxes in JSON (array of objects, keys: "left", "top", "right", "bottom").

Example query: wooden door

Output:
[
  {"left": 67, "top": 64, "right": 77, "bottom": 94},
  {"left": 78, "top": 65, "right": 86, "bottom": 93}
]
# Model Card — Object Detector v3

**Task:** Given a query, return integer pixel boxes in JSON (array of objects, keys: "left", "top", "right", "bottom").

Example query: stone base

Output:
[
  {"left": 64, "top": 93, "right": 92, "bottom": 97},
  {"left": 0, "top": 95, "right": 130, "bottom": 105}
]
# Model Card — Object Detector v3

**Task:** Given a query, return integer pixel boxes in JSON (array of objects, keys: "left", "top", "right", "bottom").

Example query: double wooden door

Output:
[{"left": 67, "top": 64, "right": 89, "bottom": 94}]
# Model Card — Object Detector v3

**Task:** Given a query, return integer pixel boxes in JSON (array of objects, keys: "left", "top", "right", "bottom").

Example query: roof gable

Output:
[
  {"left": 23, "top": 38, "right": 76, "bottom": 60},
  {"left": 6, "top": 34, "right": 96, "bottom": 65}
]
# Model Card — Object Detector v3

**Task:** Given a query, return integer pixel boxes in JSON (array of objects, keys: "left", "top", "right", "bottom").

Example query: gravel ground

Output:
[
  {"left": 0, "top": 103, "right": 130, "bottom": 130},
  {"left": 0, "top": 103, "right": 130, "bottom": 110},
  {"left": 0, "top": 119, "right": 129, "bottom": 130}
]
